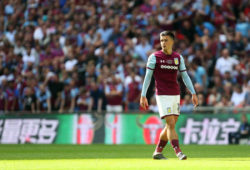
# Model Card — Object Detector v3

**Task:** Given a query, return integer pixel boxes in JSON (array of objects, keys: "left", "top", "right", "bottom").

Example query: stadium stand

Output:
[{"left": 0, "top": 0, "right": 249, "bottom": 113}]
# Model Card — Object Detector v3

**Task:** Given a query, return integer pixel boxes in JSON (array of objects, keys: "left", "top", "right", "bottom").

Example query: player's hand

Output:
[
  {"left": 192, "top": 94, "right": 198, "bottom": 108},
  {"left": 140, "top": 96, "right": 148, "bottom": 110}
]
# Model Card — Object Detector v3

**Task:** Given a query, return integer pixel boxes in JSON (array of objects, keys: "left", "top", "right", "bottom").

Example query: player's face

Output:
[{"left": 160, "top": 36, "right": 174, "bottom": 51}]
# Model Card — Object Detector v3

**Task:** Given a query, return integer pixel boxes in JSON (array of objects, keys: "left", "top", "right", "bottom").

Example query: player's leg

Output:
[
  {"left": 174, "top": 115, "right": 178, "bottom": 124},
  {"left": 160, "top": 126, "right": 168, "bottom": 141},
  {"left": 155, "top": 104, "right": 178, "bottom": 153},
  {"left": 165, "top": 115, "right": 187, "bottom": 160},
  {"left": 153, "top": 126, "right": 168, "bottom": 159},
  {"left": 153, "top": 95, "right": 175, "bottom": 160},
  {"left": 164, "top": 115, "right": 178, "bottom": 141},
  {"left": 154, "top": 126, "right": 168, "bottom": 155}
]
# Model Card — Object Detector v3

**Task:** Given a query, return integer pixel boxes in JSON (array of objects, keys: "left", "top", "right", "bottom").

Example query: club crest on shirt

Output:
[
  {"left": 167, "top": 107, "right": 171, "bottom": 113},
  {"left": 174, "top": 58, "right": 179, "bottom": 65}
]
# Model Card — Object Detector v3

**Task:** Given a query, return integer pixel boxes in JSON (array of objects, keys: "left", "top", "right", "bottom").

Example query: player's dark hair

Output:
[{"left": 160, "top": 31, "right": 175, "bottom": 40}]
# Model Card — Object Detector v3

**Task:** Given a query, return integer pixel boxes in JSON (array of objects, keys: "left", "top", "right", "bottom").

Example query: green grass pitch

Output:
[{"left": 0, "top": 145, "right": 249, "bottom": 170}]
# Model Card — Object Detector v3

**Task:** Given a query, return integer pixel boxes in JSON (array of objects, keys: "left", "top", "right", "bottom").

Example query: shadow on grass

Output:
[{"left": 0, "top": 145, "right": 249, "bottom": 160}]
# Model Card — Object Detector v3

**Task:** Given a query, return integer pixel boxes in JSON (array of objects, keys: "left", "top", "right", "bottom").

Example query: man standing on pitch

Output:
[{"left": 140, "top": 31, "right": 198, "bottom": 160}]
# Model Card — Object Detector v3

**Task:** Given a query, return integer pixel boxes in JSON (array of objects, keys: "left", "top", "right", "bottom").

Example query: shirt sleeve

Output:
[
  {"left": 179, "top": 55, "right": 187, "bottom": 72},
  {"left": 146, "top": 53, "right": 156, "bottom": 70},
  {"left": 181, "top": 71, "right": 196, "bottom": 95},
  {"left": 141, "top": 69, "right": 154, "bottom": 97},
  {"left": 179, "top": 55, "right": 196, "bottom": 94},
  {"left": 141, "top": 54, "right": 156, "bottom": 97}
]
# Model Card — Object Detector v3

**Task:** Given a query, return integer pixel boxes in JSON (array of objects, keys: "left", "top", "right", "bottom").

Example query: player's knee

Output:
[
  {"left": 169, "top": 124, "right": 175, "bottom": 129},
  {"left": 166, "top": 120, "right": 175, "bottom": 129},
  {"left": 161, "top": 127, "right": 167, "bottom": 134}
]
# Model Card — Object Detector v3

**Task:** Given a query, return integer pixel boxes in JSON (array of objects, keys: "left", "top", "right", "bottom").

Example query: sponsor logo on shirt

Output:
[
  {"left": 160, "top": 65, "right": 178, "bottom": 70},
  {"left": 160, "top": 60, "right": 175, "bottom": 64},
  {"left": 167, "top": 60, "right": 173, "bottom": 64}
]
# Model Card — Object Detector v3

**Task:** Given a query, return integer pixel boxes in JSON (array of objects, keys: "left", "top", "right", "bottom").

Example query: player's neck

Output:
[{"left": 162, "top": 49, "right": 172, "bottom": 55}]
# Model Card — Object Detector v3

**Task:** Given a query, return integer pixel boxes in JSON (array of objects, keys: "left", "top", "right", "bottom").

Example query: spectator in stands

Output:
[
  {"left": 5, "top": 78, "right": 18, "bottom": 112},
  {"left": 244, "top": 83, "right": 250, "bottom": 107},
  {"left": 0, "top": 0, "right": 249, "bottom": 113},
  {"left": 125, "top": 71, "right": 141, "bottom": 110},
  {"left": 223, "top": 82, "right": 233, "bottom": 99},
  {"left": 4, "top": 24, "right": 16, "bottom": 45},
  {"left": 215, "top": 48, "right": 239, "bottom": 76},
  {"left": 51, "top": 39, "right": 64, "bottom": 60},
  {"left": 76, "top": 87, "right": 91, "bottom": 111},
  {"left": 235, "top": 12, "right": 249, "bottom": 38},
  {"left": 36, "top": 84, "right": 51, "bottom": 113},
  {"left": 64, "top": 52, "right": 78, "bottom": 72},
  {"left": 105, "top": 74, "right": 123, "bottom": 112},
  {"left": 223, "top": 71, "right": 236, "bottom": 85},
  {"left": 194, "top": 83, "right": 205, "bottom": 95},
  {"left": 229, "top": 114, "right": 249, "bottom": 144},
  {"left": 59, "top": 83, "right": 71, "bottom": 113},
  {"left": 22, "top": 87, "right": 36, "bottom": 113},
  {"left": 59, "top": 80, "right": 79, "bottom": 113},
  {"left": 22, "top": 44, "right": 36, "bottom": 70},
  {"left": 216, "top": 96, "right": 232, "bottom": 107},
  {"left": 231, "top": 85, "right": 246, "bottom": 107},
  {"left": 229, "top": 32, "right": 245, "bottom": 57},
  {"left": 181, "top": 20, "right": 196, "bottom": 43},
  {"left": 89, "top": 80, "right": 105, "bottom": 112},
  {"left": 134, "top": 36, "right": 153, "bottom": 62},
  {"left": 14, "top": 39, "right": 25, "bottom": 56},
  {"left": 97, "top": 19, "right": 113, "bottom": 45},
  {"left": 213, "top": 75, "right": 224, "bottom": 94},
  {"left": 0, "top": 86, "right": 5, "bottom": 112},
  {"left": 197, "top": 93, "right": 207, "bottom": 106},
  {"left": 191, "top": 58, "right": 207, "bottom": 88},
  {"left": 181, "top": 95, "right": 193, "bottom": 113},
  {"left": 149, "top": 97, "right": 158, "bottom": 113},
  {"left": 207, "top": 87, "right": 221, "bottom": 106},
  {"left": 45, "top": 74, "right": 64, "bottom": 111},
  {"left": 76, "top": 53, "right": 88, "bottom": 86},
  {"left": 234, "top": 63, "right": 246, "bottom": 85}
]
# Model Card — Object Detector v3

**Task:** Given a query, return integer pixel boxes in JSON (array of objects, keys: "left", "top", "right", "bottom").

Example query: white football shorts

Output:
[{"left": 155, "top": 95, "right": 180, "bottom": 119}]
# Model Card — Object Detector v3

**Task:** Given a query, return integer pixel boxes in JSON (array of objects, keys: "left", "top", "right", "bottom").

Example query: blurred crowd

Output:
[{"left": 0, "top": 0, "right": 249, "bottom": 113}]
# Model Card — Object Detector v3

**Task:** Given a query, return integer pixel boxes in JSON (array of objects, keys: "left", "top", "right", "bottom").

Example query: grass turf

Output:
[{"left": 0, "top": 145, "right": 249, "bottom": 170}]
